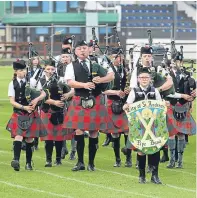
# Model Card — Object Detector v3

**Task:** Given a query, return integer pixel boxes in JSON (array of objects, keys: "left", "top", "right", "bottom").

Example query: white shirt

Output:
[
  {"left": 55, "top": 55, "right": 61, "bottom": 67},
  {"left": 64, "top": 58, "right": 112, "bottom": 83},
  {"left": 129, "top": 67, "right": 138, "bottom": 88},
  {"left": 127, "top": 85, "right": 162, "bottom": 104},
  {"left": 8, "top": 77, "right": 26, "bottom": 97},
  {"left": 8, "top": 75, "right": 44, "bottom": 97}
]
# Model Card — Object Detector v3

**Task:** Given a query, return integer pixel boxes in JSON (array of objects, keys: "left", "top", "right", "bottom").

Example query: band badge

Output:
[
  {"left": 126, "top": 100, "right": 168, "bottom": 155},
  {"left": 18, "top": 115, "right": 33, "bottom": 130},
  {"left": 80, "top": 96, "right": 95, "bottom": 109}
]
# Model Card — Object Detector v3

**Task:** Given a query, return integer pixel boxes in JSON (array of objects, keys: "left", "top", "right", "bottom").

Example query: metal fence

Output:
[{"left": 0, "top": 25, "right": 196, "bottom": 59}]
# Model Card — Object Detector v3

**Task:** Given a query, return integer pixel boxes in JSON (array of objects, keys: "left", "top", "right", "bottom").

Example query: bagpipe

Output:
[
  {"left": 180, "top": 59, "right": 196, "bottom": 97},
  {"left": 46, "top": 73, "right": 71, "bottom": 125},
  {"left": 143, "top": 30, "right": 175, "bottom": 97},
  {"left": 170, "top": 41, "right": 196, "bottom": 97},
  {"left": 25, "top": 43, "right": 47, "bottom": 106}
]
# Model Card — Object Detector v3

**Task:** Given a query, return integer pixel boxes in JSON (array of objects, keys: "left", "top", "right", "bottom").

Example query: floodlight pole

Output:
[{"left": 172, "top": 1, "right": 177, "bottom": 41}]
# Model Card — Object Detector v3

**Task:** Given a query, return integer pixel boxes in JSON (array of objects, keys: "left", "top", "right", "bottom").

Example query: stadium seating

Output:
[{"left": 120, "top": 3, "right": 196, "bottom": 39}]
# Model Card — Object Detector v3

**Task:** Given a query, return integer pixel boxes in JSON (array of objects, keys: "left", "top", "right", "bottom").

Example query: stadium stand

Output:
[{"left": 120, "top": 3, "right": 196, "bottom": 39}]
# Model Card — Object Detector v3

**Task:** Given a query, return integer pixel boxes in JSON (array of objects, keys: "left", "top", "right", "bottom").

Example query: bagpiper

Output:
[
  {"left": 103, "top": 47, "right": 131, "bottom": 167},
  {"left": 39, "top": 59, "right": 74, "bottom": 167},
  {"left": 63, "top": 40, "right": 114, "bottom": 171},
  {"left": 6, "top": 60, "right": 47, "bottom": 171}
]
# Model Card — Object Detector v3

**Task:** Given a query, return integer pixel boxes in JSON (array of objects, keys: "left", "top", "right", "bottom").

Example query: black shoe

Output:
[
  {"left": 69, "top": 151, "right": 76, "bottom": 160},
  {"left": 113, "top": 159, "right": 121, "bottom": 167},
  {"left": 139, "top": 177, "right": 146, "bottom": 184},
  {"left": 151, "top": 175, "right": 162, "bottom": 184},
  {"left": 11, "top": 160, "right": 20, "bottom": 171},
  {"left": 125, "top": 160, "right": 132, "bottom": 167},
  {"left": 102, "top": 137, "right": 111, "bottom": 147},
  {"left": 87, "top": 164, "right": 95, "bottom": 171},
  {"left": 176, "top": 162, "right": 183, "bottom": 168},
  {"left": 45, "top": 161, "right": 52, "bottom": 167},
  {"left": 61, "top": 147, "right": 69, "bottom": 159},
  {"left": 151, "top": 166, "right": 162, "bottom": 184},
  {"left": 72, "top": 162, "right": 85, "bottom": 171},
  {"left": 166, "top": 161, "right": 175, "bottom": 169},
  {"left": 25, "top": 163, "right": 33, "bottom": 170},
  {"left": 139, "top": 169, "right": 146, "bottom": 184},
  {"left": 54, "top": 160, "right": 62, "bottom": 166}
]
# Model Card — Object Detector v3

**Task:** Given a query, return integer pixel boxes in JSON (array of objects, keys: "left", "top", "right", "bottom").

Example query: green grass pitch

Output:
[{"left": 0, "top": 66, "right": 196, "bottom": 198}]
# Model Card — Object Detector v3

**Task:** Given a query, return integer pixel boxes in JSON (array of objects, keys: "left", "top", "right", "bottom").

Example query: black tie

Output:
[
  {"left": 175, "top": 71, "right": 181, "bottom": 84},
  {"left": 20, "top": 80, "right": 24, "bottom": 87},
  {"left": 118, "top": 67, "right": 122, "bottom": 74},
  {"left": 81, "top": 60, "right": 89, "bottom": 74}
]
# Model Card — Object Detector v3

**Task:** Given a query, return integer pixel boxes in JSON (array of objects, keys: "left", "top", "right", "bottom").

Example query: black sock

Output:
[
  {"left": 107, "top": 133, "right": 112, "bottom": 139},
  {"left": 185, "top": 134, "right": 188, "bottom": 143},
  {"left": 175, "top": 136, "right": 178, "bottom": 160},
  {"left": 113, "top": 137, "right": 120, "bottom": 160},
  {"left": 55, "top": 141, "right": 63, "bottom": 162},
  {"left": 13, "top": 141, "right": 22, "bottom": 161},
  {"left": 138, "top": 154, "right": 146, "bottom": 170},
  {"left": 124, "top": 134, "right": 128, "bottom": 146},
  {"left": 34, "top": 138, "right": 39, "bottom": 147},
  {"left": 26, "top": 142, "right": 34, "bottom": 164},
  {"left": 126, "top": 149, "right": 131, "bottom": 160},
  {"left": 149, "top": 151, "right": 160, "bottom": 167},
  {"left": 75, "top": 135, "right": 85, "bottom": 164},
  {"left": 89, "top": 137, "right": 98, "bottom": 165},
  {"left": 45, "top": 140, "right": 54, "bottom": 162}
]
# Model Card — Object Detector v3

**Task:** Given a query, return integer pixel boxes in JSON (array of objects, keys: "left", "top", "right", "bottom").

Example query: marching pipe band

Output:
[{"left": 5, "top": 29, "right": 196, "bottom": 185}]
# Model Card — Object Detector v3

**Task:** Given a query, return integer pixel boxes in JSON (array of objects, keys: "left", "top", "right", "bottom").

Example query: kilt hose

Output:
[
  {"left": 167, "top": 104, "right": 196, "bottom": 136},
  {"left": 6, "top": 111, "right": 47, "bottom": 138},
  {"left": 62, "top": 95, "right": 115, "bottom": 132},
  {"left": 106, "top": 99, "right": 129, "bottom": 134},
  {"left": 40, "top": 110, "right": 74, "bottom": 141}
]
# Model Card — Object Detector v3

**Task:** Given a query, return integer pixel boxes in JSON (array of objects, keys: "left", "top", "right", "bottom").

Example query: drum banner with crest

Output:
[{"left": 126, "top": 100, "right": 168, "bottom": 155}]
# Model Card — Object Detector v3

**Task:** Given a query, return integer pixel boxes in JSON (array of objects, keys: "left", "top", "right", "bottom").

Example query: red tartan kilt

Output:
[
  {"left": 40, "top": 110, "right": 73, "bottom": 141},
  {"left": 62, "top": 95, "right": 114, "bottom": 132},
  {"left": 106, "top": 99, "right": 129, "bottom": 133},
  {"left": 167, "top": 104, "right": 196, "bottom": 136},
  {"left": 6, "top": 111, "right": 47, "bottom": 138}
]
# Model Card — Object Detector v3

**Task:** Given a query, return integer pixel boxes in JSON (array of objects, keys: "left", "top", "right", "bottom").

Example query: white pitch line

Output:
[
  {"left": 164, "top": 184, "right": 196, "bottom": 193},
  {"left": 35, "top": 169, "right": 157, "bottom": 198},
  {"left": 160, "top": 167, "right": 196, "bottom": 177},
  {"left": 0, "top": 161, "right": 157, "bottom": 198},
  {"left": 0, "top": 180, "right": 73, "bottom": 198},
  {"left": 0, "top": 150, "right": 196, "bottom": 194}
]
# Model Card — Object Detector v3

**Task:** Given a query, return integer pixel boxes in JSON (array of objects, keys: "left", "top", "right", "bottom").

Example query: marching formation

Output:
[{"left": 6, "top": 28, "right": 196, "bottom": 185}]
